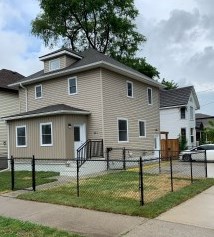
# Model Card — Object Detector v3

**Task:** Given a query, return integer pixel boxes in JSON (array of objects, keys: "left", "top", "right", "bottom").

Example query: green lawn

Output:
[
  {"left": 0, "top": 171, "right": 59, "bottom": 193},
  {"left": 18, "top": 170, "right": 214, "bottom": 218},
  {"left": 0, "top": 216, "right": 82, "bottom": 237}
]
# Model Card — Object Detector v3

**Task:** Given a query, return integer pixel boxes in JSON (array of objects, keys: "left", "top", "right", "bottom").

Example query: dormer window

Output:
[{"left": 49, "top": 58, "right": 60, "bottom": 71}]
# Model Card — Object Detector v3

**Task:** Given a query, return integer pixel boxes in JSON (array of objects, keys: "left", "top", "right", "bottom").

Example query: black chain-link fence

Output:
[{"left": 0, "top": 149, "right": 210, "bottom": 206}]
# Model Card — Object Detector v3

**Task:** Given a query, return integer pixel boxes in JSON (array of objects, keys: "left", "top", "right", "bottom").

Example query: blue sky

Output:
[{"left": 0, "top": 0, "right": 214, "bottom": 115}]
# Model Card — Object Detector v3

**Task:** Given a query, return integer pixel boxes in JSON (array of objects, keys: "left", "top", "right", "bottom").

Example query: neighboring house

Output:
[
  {"left": 0, "top": 69, "right": 25, "bottom": 155},
  {"left": 160, "top": 86, "right": 200, "bottom": 148},
  {"left": 196, "top": 113, "right": 214, "bottom": 144},
  {"left": 4, "top": 48, "right": 163, "bottom": 159}
]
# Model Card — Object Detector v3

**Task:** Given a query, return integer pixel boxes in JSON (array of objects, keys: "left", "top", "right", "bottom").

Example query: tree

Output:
[
  {"left": 32, "top": 0, "right": 159, "bottom": 78},
  {"left": 161, "top": 79, "right": 178, "bottom": 90},
  {"left": 206, "top": 120, "right": 214, "bottom": 143}
]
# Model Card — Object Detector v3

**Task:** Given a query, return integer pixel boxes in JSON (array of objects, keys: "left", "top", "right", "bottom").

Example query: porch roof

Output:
[{"left": 2, "top": 104, "right": 91, "bottom": 121}]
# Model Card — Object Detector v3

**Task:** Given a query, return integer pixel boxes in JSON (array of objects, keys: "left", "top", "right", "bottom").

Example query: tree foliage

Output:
[
  {"left": 206, "top": 120, "right": 214, "bottom": 143},
  {"left": 161, "top": 79, "right": 178, "bottom": 90},
  {"left": 32, "top": 0, "right": 160, "bottom": 78}
]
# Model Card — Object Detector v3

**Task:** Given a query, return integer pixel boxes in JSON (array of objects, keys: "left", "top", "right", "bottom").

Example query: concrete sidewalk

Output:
[{"left": 0, "top": 187, "right": 214, "bottom": 237}]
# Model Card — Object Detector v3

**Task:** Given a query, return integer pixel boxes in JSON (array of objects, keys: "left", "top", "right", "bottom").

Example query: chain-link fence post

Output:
[
  {"left": 10, "top": 156, "right": 14, "bottom": 191},
  {"left": 204, "top": 150, "right": 208, "bottom": 178},
  {"left": 106, "top": 148, "right": 110, "bottom": 170},
  {"left": 123, "top": 147, "right": 126, "bottom": 170},
  {"left": 77, "top": 159, "right": 80, "bottom": 197},
  {"left": 190, "top": 156, "right": 193, "bottom": 183},
  {"left": 159, "top": 150, "right": 161, "bottom": 174},
  {"left": 139, "top": 157, "right": 144, "bottom": 206},
  {"left": 32, "top": 155, "right": 36, "bottom": 191},
  {"left": 170, "top": 156, "right": 173, "bottom": 192}
]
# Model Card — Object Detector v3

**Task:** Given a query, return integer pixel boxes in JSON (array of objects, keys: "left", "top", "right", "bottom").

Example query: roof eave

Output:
[
  {"left": 9, "top": 61, "right": 163, "bottom": 89},
  {"left": 2, "top": 110, "right": 91, "bottom": 121}
]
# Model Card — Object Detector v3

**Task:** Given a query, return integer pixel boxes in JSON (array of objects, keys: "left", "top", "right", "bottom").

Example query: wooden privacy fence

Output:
[{"left": 161, "top": 139, "right": 179, "bottom": 160}]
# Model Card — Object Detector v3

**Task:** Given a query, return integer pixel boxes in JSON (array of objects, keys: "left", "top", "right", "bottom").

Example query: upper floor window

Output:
[
  {"left": 40, "top": 122, "right": 53, "bottom": 146},
  {"left": 16, "top": 125, "right": 27, "bottom": 147},
  {"left": 35, "top": 85, "right": 42, "bottom": 99},
  {"left": 49, "top": 59, "right": 60, "bottom": 71},
  {"left": 139, "top": 120, "right": 146, "bottom": 137},
  {"left": 118, "top": 118, "right": 128, "bottom": 142},
  {"left": 190, "top": 106, "right": 194, "bottom": 120},
  {"left": 68, "top": 77, "right": 77, "bottom": 95},
  {"left": 147, "top": 88, "right": 153, "bottom": 105},
  {"left": 180, "top": 107, "right": 186, "bottom": 119},
  {"left": 127, "top": 81, "right": 133, "bottom": 98}
]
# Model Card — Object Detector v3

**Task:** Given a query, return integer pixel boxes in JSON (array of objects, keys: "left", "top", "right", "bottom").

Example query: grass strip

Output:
[
  {"left": 0, "top": 215, "right": 83, "bottom": 237},
  {"left": 18, "top": 171, "right": 214, "bottom": 218}
]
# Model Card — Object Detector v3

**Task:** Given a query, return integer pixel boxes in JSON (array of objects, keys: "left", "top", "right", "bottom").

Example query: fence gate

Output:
[
  {"left": 161, "top": 139, "right": 179, "bottom": 160},
  {"left": 11, "top": 157, "right": 35, "bottom": 191}
]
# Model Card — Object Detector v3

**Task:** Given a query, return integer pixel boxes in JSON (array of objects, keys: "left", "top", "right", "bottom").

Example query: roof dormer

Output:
[{"left": 39, "top": 48, "right": 82, "bottom": 73}]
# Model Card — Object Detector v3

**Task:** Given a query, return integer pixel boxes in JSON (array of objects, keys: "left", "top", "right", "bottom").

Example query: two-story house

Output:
[
  {"left": 4, "top": 48, "right": 163, "bottom": 159},
  {"left": 0, "top": 69, "right": 24, "bottom": 168},
  {"left": 160, "top": 86, "right": 200, "bottom": 148}
]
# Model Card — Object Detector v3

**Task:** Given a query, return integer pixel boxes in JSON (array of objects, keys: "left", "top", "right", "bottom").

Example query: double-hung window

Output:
[
  {"left": 68, "top": 77, "right": 77, "bottom": 95},
  {"left": 180, "top": 107, "right": 186, "bottom": 119},
  {"left": 139, "top": 120, "right": 146, "bottom": 137},
  {"left": 40, "top": 122, "right": 53, "bottom": 146},
  {"left": 190, "top": 106, "right": 194, "bottom": 120},
  {"left": 16, "top": 126, "right": 27, "bottom": 147},
  {"left": 35, "top": 85, "right": 42, "bottom": 99},
  {"left": 127, "top": 81, "right": 133, "bottom": 98},
  {"left": 190, "top": 128, "right": 194, "bottom": 143},
  {"left": 118, "top": 119, "right": 128, "bottom": 142},
  {"left": 147, "top": 88, "right": 153, "bottom": 105},
  {"left": 49, "top": 59, "right": 60, "bottom": 71}
]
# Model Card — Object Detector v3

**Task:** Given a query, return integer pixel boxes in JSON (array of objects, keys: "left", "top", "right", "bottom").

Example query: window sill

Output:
[{"left": 41, "top": 144, "right": 53, "bottom": 147}]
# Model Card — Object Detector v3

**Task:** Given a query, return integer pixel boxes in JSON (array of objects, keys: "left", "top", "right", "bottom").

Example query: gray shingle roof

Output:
[
  {"left": 160, "top": 86, "right": 194, "bottom": 108},
  {"left": 13, "top": 48, "right": 158, "bottom": 85},
  {"left": 0, "top": 69, "right": 25, "bottom": 91},
  {"left": 3, "top": 104, "right": 90, "bottom": 120}
]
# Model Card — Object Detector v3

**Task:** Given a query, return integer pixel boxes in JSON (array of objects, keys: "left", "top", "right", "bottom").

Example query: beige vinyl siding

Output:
[
  {"left": 102, "top": 69, "right": 160, "bottom": 150},
  {"left": 19, "top": 88, "right": 26, "bottom": 112},
  {"left": 23, "top": 69, "right": 103, "bottom": 140},
  {"left": 9, "top": 114, "right": 88, "bottom": 159},
  {"left": 0, "top": 91, "right": 19, "bottom": 154},
  {"left": 9, "top": 115, "right": 67, "bottom": 158}
]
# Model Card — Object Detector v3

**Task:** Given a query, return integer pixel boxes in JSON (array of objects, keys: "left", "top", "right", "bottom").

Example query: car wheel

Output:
[{"left": 183, "top": 154, "right": 191, "bottom": 161}]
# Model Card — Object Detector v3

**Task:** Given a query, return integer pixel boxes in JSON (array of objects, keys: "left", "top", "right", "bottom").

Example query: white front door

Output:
[
  {"left": 74, "top": 124, "right": 86, "bottom": 158},
  {"left": 154, "top": 134, "right": 160, "bottom": 158}
]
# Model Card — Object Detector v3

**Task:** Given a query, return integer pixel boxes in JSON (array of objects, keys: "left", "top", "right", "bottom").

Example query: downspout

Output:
[{"left": 20, "top": 83, "right": 28, "bottom": 112}]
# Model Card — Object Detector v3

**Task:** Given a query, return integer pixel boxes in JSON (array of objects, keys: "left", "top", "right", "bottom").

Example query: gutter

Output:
[{"left": 20, "top": 83, "right": 28, "bottom": 112}]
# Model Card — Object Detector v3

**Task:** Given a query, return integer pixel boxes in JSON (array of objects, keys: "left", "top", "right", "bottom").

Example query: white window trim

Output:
[
  {"left": 68, "top": 77, "right": 78, "bottom": 95},
  {"left": 117, "top": 118, "right": 129, "bottom": 143},
  {"left": 147, "top": 87, "right": 153, "bottom": 105},
  {"left": 35, "top": 84, "right": 43, "bottom": 99},
  {"left": 126, "top": 81, "right": 133, "bottom": 98},
  {"left": 138, "top": 120, "right": 146, "bottom": 138},
  {"left": 49, "top": 58, "right": 60, "bottom": 72},
  {"left": 16, "top": 125, "right": 27, "bottom": 148},
  {"left": 40, "top": 122, "right": 53, "bottom": 147}
]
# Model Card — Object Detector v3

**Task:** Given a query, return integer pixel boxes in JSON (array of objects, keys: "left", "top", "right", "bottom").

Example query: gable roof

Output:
[
  {"left": 2, "top": 104, "right": 90, "bottom": 121},
  {"left": 195, "top": 113, "right": 214, "bottom": 119},
  {"left": 9, "top": 48, "right": 163, "bottom": 89},
  {"left": 0, "top": 69, "right": 25, "bottom": 92},
  {"left": 160, "top": 86, "right": 200, "bottom": 109}
]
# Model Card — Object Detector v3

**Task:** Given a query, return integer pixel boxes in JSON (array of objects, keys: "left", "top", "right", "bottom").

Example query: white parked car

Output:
[{"left": 180, "top": 144, "right": 214, "bottom": 162}]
